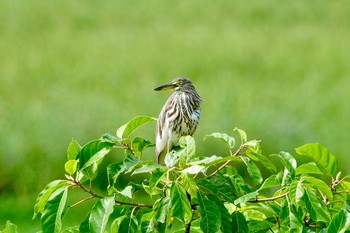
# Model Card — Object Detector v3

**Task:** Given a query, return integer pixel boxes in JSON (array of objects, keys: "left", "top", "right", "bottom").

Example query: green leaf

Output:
[
  {"left": 234, "top": 191, "right": 259, "bottom": 206},
  {"left": 155, "top": 197, "right": 171, "bottom": 224},
  {"left": 118, "top": 215, "right": 138, "bottom": 233},
  {"left": 61, "top": 226, "right": 80, "bottom": 233},
  {"left": 231, "top": 211, "right": 248, "bottom": 233},
  {"left": 116, "top": 115, "right": 156, "bottom": 139},
  {"left": 81, "top": 147, "right": 111, "bottom": 171},
  {"left": 204, "top": 132, "right": 235, "bottom": 149},
  {"left": 233, "top": 127, "right": 247, "bottom": 144},
  {"left": 77, "top": 140, "right": 114, "bottom": 169},
  {"left": 289, "top": 180, "right": 304, "bottom": 204},
  {"left": 123, "top": 154, "right": 141, "bottom": 173},
  {"left": 240, "top": 156, "right": 263, "bottom": 186},
  {"left": 246, "top": 149, "right": 276, "bottom": 172},
  {"left": 64, "top": 160, "right": 78, "bottom": 175},
  {"left": 149, "top": 169, "right": 165, "bottom": 193},
  {"left": 33, "top": 180, "right": 68, "bottom": 219},
  {"left": 171, "top": 183, "right": 192, "bottom": 224},
  {"left": 79, "top": 196, "right": 115, "bottom": 233},
  {"left": 327, "top": 209, "right": 350, "bottom": 233},
  {"left": 2, "top": 220, "right": 18, "bottom": 233},
  {"left": 132, "top": 163, "right": 163, "bottom": 175},
  {"left": 289, "top": 211, "right": 304, "bottom": 233},
  {"left": 271, "top": 151, "right": 296, "bottom": 177},
  {"left": 182, "top": 164, "right": 206, "bottom": 175},
  {"left": 41, "top": 187, "right": 68, "bottom": 233},
  {"left": 132, "top": 137, "right": 153, "bottom": 158},
  {"left": 182, "top": 173, "right": 198, "bottom": 198},
  {"left": 141, "top": 217, "right": 156, "bottom": 233},
  {"left": 208, "top": 195, "right": 232, "bottom": 233},
  {"left": 295, "top": 143, "right": 338, "bottom": 177},
  {"left": 303, "top": 188, "right": 330, "bottom": 222},
  {"left": 197, "top": 191, "right": 221, "bottom": 233},
  {"left": 107, "top": 161, "right": 125, "bottom": 190},
  {"left": 302, "top": 176, "right": 333, "bottom": 202},
  {"left": 179, "top": 135, "right": 196, "bottom": 165},
  {"left": 118, "top": 186, "right": 133, "bottom": 199},
  {"left": 258, "top": 175, "right": 280, "bottom": 191},
  {"left": 295, "top": 162, "right": 324, "bottom": 175},
  {"left": 67, "top": 139, "right": 81, "bottom": 160}
]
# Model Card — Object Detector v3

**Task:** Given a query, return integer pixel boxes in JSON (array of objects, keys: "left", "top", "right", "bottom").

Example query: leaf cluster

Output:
[{"left": 21, "top": 116, "right": 350, "bottom": 232}]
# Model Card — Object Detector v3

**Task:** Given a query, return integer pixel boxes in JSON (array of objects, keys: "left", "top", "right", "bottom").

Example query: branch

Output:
[{"left": 73, "top": 181, "right": 152, "bottom": 208}]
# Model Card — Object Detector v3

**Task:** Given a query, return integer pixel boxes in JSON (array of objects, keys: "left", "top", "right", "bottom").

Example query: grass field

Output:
[{"left": 1, "top": 1, "right": 350, "bottom": 231}]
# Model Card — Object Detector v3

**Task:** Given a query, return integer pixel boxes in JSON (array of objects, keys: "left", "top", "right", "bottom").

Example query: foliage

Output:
[{"left": 27, "top": 116, "right": 350, "bottom": 232}]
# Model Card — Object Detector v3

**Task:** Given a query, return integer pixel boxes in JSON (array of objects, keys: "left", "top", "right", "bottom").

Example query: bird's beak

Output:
[{"left": 154, "top": 82, "right": 176, "bottom": 91}]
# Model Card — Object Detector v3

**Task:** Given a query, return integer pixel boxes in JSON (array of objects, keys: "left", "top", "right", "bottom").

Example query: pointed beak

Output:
[{"left": 154, "top": 82, "right": 176, "bottom": 91}]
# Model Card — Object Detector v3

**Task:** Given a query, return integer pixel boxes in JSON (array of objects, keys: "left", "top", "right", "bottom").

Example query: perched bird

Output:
[{"left": 154, "top": 77, "right": 203, "bottom": 164}]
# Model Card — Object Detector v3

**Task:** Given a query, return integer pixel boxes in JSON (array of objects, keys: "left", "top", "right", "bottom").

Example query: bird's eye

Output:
[{"left": 173, "top": 81, "right": 180, "bottom": 86}]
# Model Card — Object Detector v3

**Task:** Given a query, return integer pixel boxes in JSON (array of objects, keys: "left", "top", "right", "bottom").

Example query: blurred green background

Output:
[{"left": 1, "top": 0, "right": 349, "bottom": 231}]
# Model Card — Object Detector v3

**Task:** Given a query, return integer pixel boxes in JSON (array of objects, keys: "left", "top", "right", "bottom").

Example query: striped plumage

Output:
[{"left": 154, "top": 77, "right": 203, "bottom": 164}]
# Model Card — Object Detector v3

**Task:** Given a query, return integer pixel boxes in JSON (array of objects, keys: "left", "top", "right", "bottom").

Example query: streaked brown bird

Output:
[{"left": 154, "top": 77, "right": 203, "bottom": 164}]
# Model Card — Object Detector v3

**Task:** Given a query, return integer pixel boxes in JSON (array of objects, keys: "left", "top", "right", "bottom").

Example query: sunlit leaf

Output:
[
  {"left": 41, "top": 187, "right": 68, "bottom": 233},
  {"left": 179, "top": 135, "right": 196, "bottom": 160},
  {"left": 123, "top": 155, "right": 140, "bottom": 173},
  {"left": 182, "top": 164, "right": 205, "bottom": 175},
  {"left": 64, "top": 160, "right": 78, "bottom": 175},
  {"left": 197, "top": 191, "right": 221, "bottom": 233},
  {"left": 132, "top": 137, "right": 154, "bottom": 158},
  {"left": 155, "top": 197, "right": 171, "bottom": 224},
  {"left": 118, "top": 186, "right": 133, "bottom": 199},
  {"left": 141, "top": 217, "right": 156, "bottom": 233},
  {"left": 327, "top": 209, "right": 350, "bottom": 233},
  {"left": 2, "top": 220, "right": 18, "bottom": 233},
  {"left": 67, "top": 139, "right": 81, "bottom": 160},
  {"left": 133, "top": 164, "right": 163, "bottom": 176},
  {"left": 303, "top": 188, "right": 330, "bottom": 222},
  {"left": 289, "top": 180, "right": 304, "bottom": 204},
  {"left": 61, "top": 226, "right": 79, "bottom": 233},
  {"left": 116, "top": 115, "right": 156, "bottom": 139},
  {"left": 182, "top": 173, "right": 198, "bottom": 198},
  {"left": 233, "top": 127, "right": 247, "bottom": 144},
  {"left": 171, "top": 183, "right": 192, "bottom": 224},
  {"left": 149, "top": 169, "right": 165, "bottom": 193},
  {"left": 79, "top": 196, "right": 115, "bottom": 233},
  {"left": 33, "top": 180, "right": 68, "bottom": 219},
  {"left": 295, "top": 143, "right": 338, "bottom": 177},
  {"left": 204, "top": 132, "right": 235, "bottom": 149},
  {"left": 271, "top": 152, "right": 296, "bottom": 177},
  {"left": 231, "top": 211, "right": 248, "bottom": 233},
  {"left": 302, "top": 176, "right": 333, "bottom": 202},
  {"left": 295, "top": 162, "right": 324, "bottom": 175},
  {"left": 164, "top": 150, "right": 179, "bottom": 168},
  {"left": 258, "top": 175, "right": 280, "bottom": 191},
  {"left": 240, "top": 156, "right": 263, "bottom": 186},
  {"left": 77, "top": 140, "right": 114, "bottom": 169},
  {"left": 234, "top": 191, "right": 259, "bottom": 206},
  {"left": 246, "top": 149, "right": 276, "bottom": 172}
]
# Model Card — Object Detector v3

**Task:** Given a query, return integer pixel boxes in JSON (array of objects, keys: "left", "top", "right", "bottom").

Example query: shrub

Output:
[{"left": 29, "top": 116, "right": 350, "bottom": 232}]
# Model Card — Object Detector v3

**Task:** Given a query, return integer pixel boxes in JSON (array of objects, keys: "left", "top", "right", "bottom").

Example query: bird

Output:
[{"left": 154, "top": 77, "right": 203, "bottom": 164}]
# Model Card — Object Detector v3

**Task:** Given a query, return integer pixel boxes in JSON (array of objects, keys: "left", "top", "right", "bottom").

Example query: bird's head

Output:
[{"left": 154, "top": 77, "right": 195, "bottom": 92}]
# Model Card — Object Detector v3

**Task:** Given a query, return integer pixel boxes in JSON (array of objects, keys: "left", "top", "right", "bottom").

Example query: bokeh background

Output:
[{"left": 1, "top": 1, "right": 349, "bottom": 231}]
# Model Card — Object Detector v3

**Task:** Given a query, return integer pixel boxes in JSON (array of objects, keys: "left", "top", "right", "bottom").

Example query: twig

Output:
[
  {"left": 205, "top": 144, "right": 245, "bottom": 177},
  {"left": 70, "top": 196, "right": 95, "bottom": 208},
  {"left": 74, "top": 181, "right": 153, "bottom": 208},
  {"left": 248, "top": 192, "right": 288, "bottom": 203}
]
